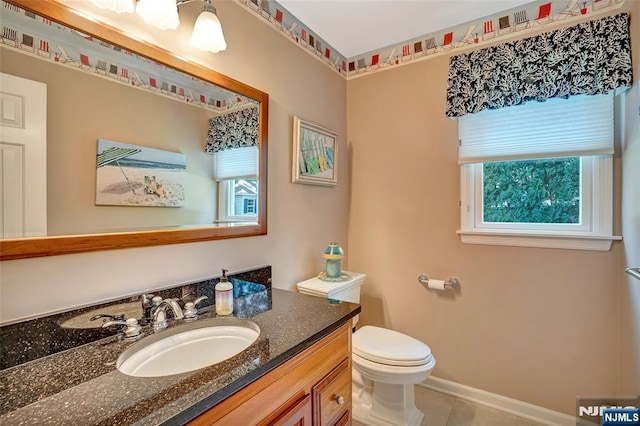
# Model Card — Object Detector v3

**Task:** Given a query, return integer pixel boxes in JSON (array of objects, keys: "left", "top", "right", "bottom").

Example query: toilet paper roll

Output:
[{"left": 428, "top": 279, "right": 446, "bottom": 291}]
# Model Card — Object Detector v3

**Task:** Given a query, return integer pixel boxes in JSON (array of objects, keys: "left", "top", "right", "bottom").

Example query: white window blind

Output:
[
  {"left": 458, "top": 93, "right": 614, "bottom": 164},
  {"left": 213, "top": 146, "right": 258, "bottom": 181}
]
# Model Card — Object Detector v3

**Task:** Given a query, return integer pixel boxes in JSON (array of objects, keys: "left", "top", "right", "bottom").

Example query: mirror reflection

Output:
[{"left": 0, "top": 2, "right": 266, "bottom": 254}]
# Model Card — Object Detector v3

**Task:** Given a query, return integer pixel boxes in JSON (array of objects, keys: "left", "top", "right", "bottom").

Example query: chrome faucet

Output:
[
  {"left": 102, "top": 318, "right": 143, "bottom": 339},
  {"left": 151, "top": 297, "right": 184, "bottom": 331},
  {"left": 90, "top": 313, "right": 126, "bottom": 323}
]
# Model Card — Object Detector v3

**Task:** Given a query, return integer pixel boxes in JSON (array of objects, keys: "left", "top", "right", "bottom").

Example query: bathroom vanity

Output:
[
  {"left": 0, "top": 269, "right": 360, "bottom": 425},
  {"left": 190, "top": 321, "right": 352, "bottom": 425}
]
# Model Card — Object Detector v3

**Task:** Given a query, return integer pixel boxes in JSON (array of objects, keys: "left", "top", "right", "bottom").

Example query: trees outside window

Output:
[{"left": 482, "top": 157, "right": 580, "bottom": 224}]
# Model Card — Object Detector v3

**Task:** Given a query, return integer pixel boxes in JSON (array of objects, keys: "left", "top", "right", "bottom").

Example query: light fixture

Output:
[
  {"left": 90, "top": 0, "right": 226, "bottom": 53},
  {"left": 136, "top": 0, "right": 180, "bottom": 30},
  {"left": 90, "top": 0, "right": 134, "bottom": 14},
  {"left": 190, "top": 0, "right": 227, "bottom": 53}
]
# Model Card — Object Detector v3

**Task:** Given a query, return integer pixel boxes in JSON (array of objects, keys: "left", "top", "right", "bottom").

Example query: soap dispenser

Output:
[{"left": 215, "top": 269, "right": 234, "bottom": 315}]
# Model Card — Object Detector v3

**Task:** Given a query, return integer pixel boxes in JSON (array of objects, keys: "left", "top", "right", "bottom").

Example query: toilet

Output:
[{"left": 297, "top": 272, "right": 435, "bottom": 426}]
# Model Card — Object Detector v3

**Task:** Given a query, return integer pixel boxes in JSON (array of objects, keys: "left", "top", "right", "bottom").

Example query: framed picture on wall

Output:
[
  {"left": 95, "top": 139, "right": 186, "bottom": 207},
  {"left": 292, "top": 117, "right": 338, "bottom": 186}
]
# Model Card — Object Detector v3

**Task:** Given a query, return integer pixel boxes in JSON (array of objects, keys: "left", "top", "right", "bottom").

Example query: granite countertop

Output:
[{"left": 0, "top": 288, "right": 360, "bottom": 425}]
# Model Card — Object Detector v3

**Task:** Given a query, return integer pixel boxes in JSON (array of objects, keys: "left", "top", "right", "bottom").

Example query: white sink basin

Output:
[{"left": 117, "top": 317, "right": 260, "bottom": 377}]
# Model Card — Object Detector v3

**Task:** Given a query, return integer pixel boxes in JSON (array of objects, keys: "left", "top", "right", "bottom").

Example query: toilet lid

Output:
[{"left": 353, "top": 326, "right": 432, "bottom": 367}]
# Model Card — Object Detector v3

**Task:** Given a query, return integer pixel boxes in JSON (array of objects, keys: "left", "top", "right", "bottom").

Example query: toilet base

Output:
[{"left": 352, "top": 369, "right": 425, "bottom": 426}]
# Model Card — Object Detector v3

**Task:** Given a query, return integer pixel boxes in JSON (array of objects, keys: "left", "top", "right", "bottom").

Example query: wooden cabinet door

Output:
[{"left": 312, "top": 358, "right": 351, "bottom": 425}]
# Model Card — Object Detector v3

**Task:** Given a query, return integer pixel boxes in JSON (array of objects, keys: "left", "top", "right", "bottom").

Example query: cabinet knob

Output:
[{"left": 335, "top": 395, "right": 345, "bottom": 405}]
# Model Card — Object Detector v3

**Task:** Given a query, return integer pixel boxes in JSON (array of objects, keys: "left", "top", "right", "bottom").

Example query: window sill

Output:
[{"left": 456, "top": 230, "right": 622, "bottom": 251}]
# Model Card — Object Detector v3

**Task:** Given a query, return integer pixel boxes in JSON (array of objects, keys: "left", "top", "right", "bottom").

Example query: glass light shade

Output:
[
  {"left": 90, "top": 0, "right": 134, "bottom": 13},
  {"left": 191, "top": 10, "right": 227, "bottom": 53},
  {"left": 136, "top": 0, "right": 180, "bottom": 30}
]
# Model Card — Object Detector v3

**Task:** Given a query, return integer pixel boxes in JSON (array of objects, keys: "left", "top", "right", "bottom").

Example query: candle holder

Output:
[{"left": 318, "top": 242, "right": 350, "bottom": 282}]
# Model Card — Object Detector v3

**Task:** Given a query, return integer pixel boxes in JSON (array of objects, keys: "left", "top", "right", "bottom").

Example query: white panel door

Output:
[
  {"left": 0, "top": 143, "right": 24, "bottom": 238},
  {"left": 0, "top": 72, "right": 47, "bottom": 238}
]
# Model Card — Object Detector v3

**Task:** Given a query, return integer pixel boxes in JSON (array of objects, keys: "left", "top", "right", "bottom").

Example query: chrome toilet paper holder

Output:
[{"left": 418, "top": 274, "right": 460, "bottom": 289}]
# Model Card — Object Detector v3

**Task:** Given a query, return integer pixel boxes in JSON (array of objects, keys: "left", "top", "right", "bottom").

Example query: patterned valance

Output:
[
  {"left": 205, "top": 106, "right": 259, "bottom": 153},
  {"left": 446, "top": 13, "right": 633, "bottom": 118}
]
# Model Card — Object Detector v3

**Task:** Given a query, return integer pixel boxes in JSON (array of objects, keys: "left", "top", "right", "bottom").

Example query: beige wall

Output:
[
  {"left": 0, "top": 49, "right": 217, "bottom": 235},
  {"left": 619, "top": 0, "right": 640, "bottom": 396},
  {"left": 0, "top": 1, "right": 348, "bottom": 322},
  {"left": 1, "top": 0, "right": 637, "bottom": 417},
  {"left": 346, "top": 11, "right": 635, "bottom": 416}
]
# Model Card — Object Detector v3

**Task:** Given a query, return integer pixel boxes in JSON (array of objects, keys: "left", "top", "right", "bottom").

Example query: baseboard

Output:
[{"left": 419, "top": 376, "right": 577, "bottom": 426}]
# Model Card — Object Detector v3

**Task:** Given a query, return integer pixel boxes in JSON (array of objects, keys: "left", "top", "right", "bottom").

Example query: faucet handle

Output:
[
  {"left": 180, "top": 291, "right": 196, "bottom": 302},
  {"left": 141, "top": 293, "right": 157, "bottom": 323},
  {"left": 90, "top": 313, "right": 126, "bottom": 323},
  {"left": 141, "top": 293, "right": 155, "bottom": 305},
  {"left": 102, "top": 318, "right": 142, "bottom": 339},
  {"left": 183, "top": 296, "right": 209, "bottom": 320},
  {"left": 193, "top": 296, "right": 208, "bottom": 307}
]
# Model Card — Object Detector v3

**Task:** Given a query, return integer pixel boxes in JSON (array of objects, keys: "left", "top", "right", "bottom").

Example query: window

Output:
[
  {"left": 214, "top": 146, "right": 259, "bottom": 222},
  {"left": 218, "top": 178, "right": 258, "bottom": 222},
  {"left": 458, "top": 93, "right": 620, "bottom": 251},
  {"left": 481, "top": 157, "right": 581, "bottom": 226},
  {"left": 244, "top": 198, "right": 256, "bottom": 214}
]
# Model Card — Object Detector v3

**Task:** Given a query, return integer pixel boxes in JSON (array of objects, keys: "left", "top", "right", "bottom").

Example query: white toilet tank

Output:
[{"left": 297, "top": 272, "right": 366, "bottom": 328}]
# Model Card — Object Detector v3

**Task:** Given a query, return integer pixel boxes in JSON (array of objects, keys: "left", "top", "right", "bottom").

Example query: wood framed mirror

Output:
[{"left": 0, "top": 0, "right": 268, "bottom": 260}]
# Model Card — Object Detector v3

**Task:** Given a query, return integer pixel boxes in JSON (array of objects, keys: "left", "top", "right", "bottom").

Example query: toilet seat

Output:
[
  {"left": 352, "top": 351, "right": 436, "bottom": 385},
  {"left": 353, "top": 326, "right": 433, "bottom": 367}
]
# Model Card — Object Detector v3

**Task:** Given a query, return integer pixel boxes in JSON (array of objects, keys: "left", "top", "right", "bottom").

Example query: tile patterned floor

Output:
[{"left": 352, "top": 387, "right": 549, "bottom": 426}]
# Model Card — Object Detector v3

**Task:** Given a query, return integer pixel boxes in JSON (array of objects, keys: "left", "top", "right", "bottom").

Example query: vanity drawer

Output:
[
  {"left": 334, "top": 410, "right": 350, "bottom": 426},
  {"left": 312, "top": 358, "right": 351, "bottom": 425}
]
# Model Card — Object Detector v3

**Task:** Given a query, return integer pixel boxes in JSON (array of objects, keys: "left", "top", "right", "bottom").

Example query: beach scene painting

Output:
[
  {"left": 292, "top": 117, "right": 338, "bottom": 186},
  {"left": 96, "top": 139, "right": 186, "bottom": 207}
]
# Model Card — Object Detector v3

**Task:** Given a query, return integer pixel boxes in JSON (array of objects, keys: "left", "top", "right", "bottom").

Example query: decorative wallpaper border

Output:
[
  {"left": 0, "top": 1, "right": 256, "bottom": 113},
  {"left": 2, "top": 0, "right": 627, "bottom": 86},
  {"left": 235, "top": 0, "right": 348, "bottom": 76},
  {"left": 239, "top": 0, "right": 625, "bottom": 80}
]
